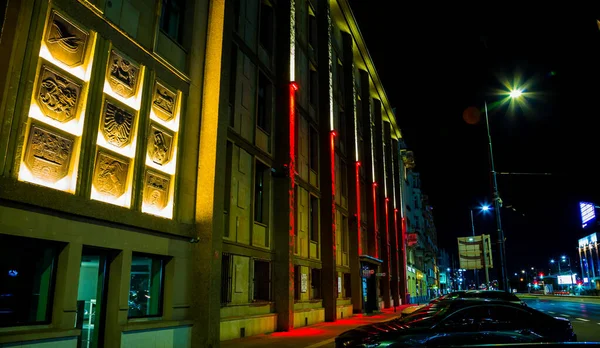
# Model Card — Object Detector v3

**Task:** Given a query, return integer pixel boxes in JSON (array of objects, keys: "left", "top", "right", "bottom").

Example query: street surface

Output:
[{"left": 524, "top": 297, "right": 600, "bottom": 343}]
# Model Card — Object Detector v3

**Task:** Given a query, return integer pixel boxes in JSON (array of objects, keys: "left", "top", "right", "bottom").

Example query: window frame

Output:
[{"left": 128, "top": 253, "right": 167, "bottom": 319}]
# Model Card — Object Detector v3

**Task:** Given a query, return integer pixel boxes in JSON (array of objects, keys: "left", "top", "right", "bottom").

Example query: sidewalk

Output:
[{"left": 221, "top": 305, "right": 415, "bottom": 348}]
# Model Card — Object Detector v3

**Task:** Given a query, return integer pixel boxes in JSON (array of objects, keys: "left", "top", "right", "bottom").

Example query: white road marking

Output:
[{"left": 576, "top": 318, "right": 589, "bottom": 322}]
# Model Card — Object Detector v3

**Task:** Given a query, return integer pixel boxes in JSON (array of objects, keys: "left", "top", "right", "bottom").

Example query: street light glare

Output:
[
  {"left": 509, "top": 89, "right": 523, "bottom": 99},
  {"left": 481, "top": 205, "right": 490, "bottom": 211}
]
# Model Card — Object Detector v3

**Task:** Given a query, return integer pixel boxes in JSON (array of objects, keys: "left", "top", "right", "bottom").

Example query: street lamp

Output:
[{"left": 484, "top": 89, "right": 523, "bottom": 292}]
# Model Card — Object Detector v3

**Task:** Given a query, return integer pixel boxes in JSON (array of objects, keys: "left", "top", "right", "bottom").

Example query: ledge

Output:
[
  {"left": 121, "top": 319, "right": 194, "bottom": 332},
  {"left": 0, "top": 328, "right": 79, "bottom": 344},
  {"left": 220, "top": 313, "right": 277, "bottom": 322},
  {"left": 0, "top": 178, "right": 194, "bottom": 238}
]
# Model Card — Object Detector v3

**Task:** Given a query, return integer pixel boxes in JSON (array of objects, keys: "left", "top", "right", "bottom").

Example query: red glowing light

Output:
[
  {"left": 330, "top": 130, "right": 337, "bottom": 281},
  {"left": 289, "top": 81, "right": 297, "bottom": 328},
  {"left": 372, "top": 182, "right": 378, "bottom": 259},
  {"left": 290, "top": 81, "right": 299, "bottom": 91},
  {"left": 356, "top": 161, "right": 362, "bottom": 255},
  {"left": 384, "top": 196, "right": 391, "bottom": 291}
]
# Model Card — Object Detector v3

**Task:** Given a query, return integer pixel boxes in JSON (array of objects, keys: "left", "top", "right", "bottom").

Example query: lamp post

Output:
[{"left": 483, "top": 89, "right": 522, "bottom": 292}]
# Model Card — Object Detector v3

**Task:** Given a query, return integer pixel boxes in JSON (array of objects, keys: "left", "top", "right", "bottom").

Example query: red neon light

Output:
[
  {"left": 401, "top": 216, "right": 408, "bottom": 296},
  {"left": 330, "top": 131, "right": 337, "bottom": 259},
  {"left": 384, "top": 197, "right": 391, "bottom": 287},
  {"left": 355, "top": 162, "right": 362, "bottom": 255},
  {"left": 289, "top": 81, "right": 297, "bottom": 327},
  {"left": 372, "top": 182, "right": 378, "bottom": 259}
]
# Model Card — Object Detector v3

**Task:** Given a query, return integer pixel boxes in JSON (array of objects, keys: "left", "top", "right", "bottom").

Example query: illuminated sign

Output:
[
  {"left": 580, "top": 202, "right": 595, "bottom": 228},
  {"left": 579, "top": 233, "right": 598, "bottom": 248}
]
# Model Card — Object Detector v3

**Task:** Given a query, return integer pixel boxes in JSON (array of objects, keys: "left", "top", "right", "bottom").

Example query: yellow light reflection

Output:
[
  {"left": 103, "top": 66, "right": 145, "bottom": 111},
  {"left": 90, "top": 184, "right": 132, "bottom": 208},
  {"left": 141, "top": 174, "right": 175, "bottom": 219},
  {"left": 38, "top": 32, "right": 96, "bottom": 82}
]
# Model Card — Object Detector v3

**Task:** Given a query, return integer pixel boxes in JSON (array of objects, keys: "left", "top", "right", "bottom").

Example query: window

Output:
[
  {"left": 294, "top": 265, "right": 301, "bottom": 300},
  {"left": 258, "top": 1, "right": 274, "bottom": 54},
  {"left": 309, "top": 68, "right": 318, "bottom": 106},
  {"left": 308, "top": 12, "right": 317, "bottom": 51},
  {"left": 339, "top": 111, "right": 346, "bottom": 152},
  {"left": 221, "top": 253, "right": 233, "bottom": 305},
  {"left": 341, "top": 215, "right": 349, "bottom": 253},
  {"left": 343, "top": 273, "right": 351, "bottom": 298},
  {"left": 254, "top": 161, "right": 269, "bottom": 223},
  {"left": 160, "top": 0, "right": 186, "bottom": 44},
  {"left": 224, "top": 141, "right": 233, "bottom": 237},
  {"left": 0, "top": 235, "right": 60, "bottom": 327},
  {"left": 310, "top": 195, "right": 319, "bottom": 242},
  {"left": 257, "top": 72, "right": 272, "bottom": 133},
  {"left": 229, "top": 47, "right": 238, "bottom": 128},
  {"left": 128, "top": 254, "right": 165, "bottom": 318},
  {"left": 337, "top": 61, "right": 344, "bottom": 101},
  {"left": 310, "top": 268, "right": 321, "bottom": 299},
  {"left": 341, "top": 160, "right": 348, "bottom": 198},
  {"left": 309, "top": 127, "right": 318, "bottom": 173},
  {"left": 253, "top": 260, "right": 271, "bottom": 301}
]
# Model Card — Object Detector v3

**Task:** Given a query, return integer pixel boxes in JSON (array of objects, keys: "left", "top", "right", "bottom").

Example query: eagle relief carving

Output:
[{"left": 101, "top": 99, "right": 135, "bottom": 148}]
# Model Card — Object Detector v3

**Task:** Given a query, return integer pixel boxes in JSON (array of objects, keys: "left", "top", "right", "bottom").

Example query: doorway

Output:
[{"left": 76, "top": 248, "right": 111, "bottom": 348}]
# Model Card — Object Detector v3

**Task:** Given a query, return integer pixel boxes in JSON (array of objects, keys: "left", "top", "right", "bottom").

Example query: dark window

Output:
[
  {"left": 0, "top": 235, "right": 60, "bottom": 327},
  {"left": 224, "top": 142, "right": 233, "bottom": 237},
  {"left": 310, "top": 195, "right": 319, "bottom": 242},
  {"left": 253, "top": 260, "right": 271, "bottom": 301},
  {"left": 308, "top": 13, "right": 317, "bottom": 50},
  {"left": 254, "top": 161, "right": 269, "bottom": 223},
  {"left": 309, "top": 127, "right": 318, "bottom": 173},
  {"left": 159, "top": 0, "right": 186, "bottom": 44},
  {"left": 311, "top": 268, "right": 321, "bottom": 299},
  {"left": 258, "top": 1, "right": 273, "bottom": 54},
  {"left": 257, "top": 72, "right": 272, "bottom": 133},
  {"left": 339, "top": 111, "right": 346, "bottom": 152},
  {"left": 228, "top": 47, "right": 238, "bottom": 128},
  {"left": 233, "top": 0, "right": 241, "bottom": 32},
  {"left": 221, "top": 253, "right": 233, "bottom": 305},
  {"left": 128, "top": 254, "right": 165, "bottom": 318},
  {"left": 294, "top": 265, "right": 301, "bottom": 300},
  {"left": 341, "top": 215, "right": 349, "bottom": 253},
  {"left": 341, "top": 160, "right": 348, "bottom": 198},
  {"left": 337, "top": 62, "right": 344, "bottom": 101},
  {"left": 343, "top": 273, "right": 351, "bottom": 298},
  {"left": 309, "top": 68, "right": 318, "bottom": 106}
]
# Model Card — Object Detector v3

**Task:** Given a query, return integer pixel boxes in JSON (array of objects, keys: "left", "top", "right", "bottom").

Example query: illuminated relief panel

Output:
[
  {"left": 142, "top": 80, "right": 181, "bottom": 219},
  {"left": 19, "top": 9, "right": 97, "bottom": 192},
  {"left": 91, "top": 48, "right": 144, "bottom": 208}
]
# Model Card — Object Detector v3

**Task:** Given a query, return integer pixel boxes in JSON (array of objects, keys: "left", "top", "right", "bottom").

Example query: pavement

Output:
[
  {"left": 523, "top": 297, "right": 600, "bottom": 342},
  {"left": 220, "top": 305, "right": 415, "bottom": 348}
]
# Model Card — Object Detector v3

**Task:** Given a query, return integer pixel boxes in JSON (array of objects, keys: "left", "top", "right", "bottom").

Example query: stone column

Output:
[{"left": 384, "top": 123, "right": 399, "bottom": 308}]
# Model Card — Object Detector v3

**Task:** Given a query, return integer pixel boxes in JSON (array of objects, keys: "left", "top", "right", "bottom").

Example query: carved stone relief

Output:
[
  {"left": 143, "top": 169, "right": 170, "bottom": 210},
  {"left": 152, "top": 81, "right": 177, "bottom": 121},
  {"left": 107, "top": 50, "right": 139, "bottom": 99},
  {"left": 44, "top": 10, "right": 89, "bottom": 67},
  {"left": 101, "top": 99, "right": 135, "bottom": 148},
  {"left": 24, "top": 124, "right": 74, "bottom": 183},
  {"left": 147, "top": 123, "right": 173, "bottom": 166},
  {"left": 36, "top": 65, "right": 82, "bottom": 123},
  {"left": 93, "top": 150, "right": 129, "bottom": 199}
]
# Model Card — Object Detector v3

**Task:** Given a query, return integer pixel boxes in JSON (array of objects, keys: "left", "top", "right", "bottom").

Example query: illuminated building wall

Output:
[{"left": 0, "top": 0, "right": 225, "bottom": 347}]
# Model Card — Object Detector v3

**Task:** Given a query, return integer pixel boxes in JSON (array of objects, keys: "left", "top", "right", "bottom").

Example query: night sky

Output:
[{"left": 348, "top": 2, "right": 600, "bottom": 277}]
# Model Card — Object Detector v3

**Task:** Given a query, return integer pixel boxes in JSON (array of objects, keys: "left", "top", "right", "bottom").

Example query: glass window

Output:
[
  {"left": 257, "top": 72, "right": 272, "bottom": 133},
  {"left": 128, "top": 254, "right": 165, "bottom": 318},
  {"left": 160, "top": 0, "right": 186, "bottom": 44},
  {"left": 254, "top": 161, "right": 269, "bottom": 224},
  {"left": 310, "top": 268, "right": 321, "bottom": 300},
  {"left": 258, "top": 1, "right": 273, "bottom": 54},
  {"left": 0, "top": 235, "right": 60, "bottom": 327},
  {"left": 310, "top": 195, "right": 319, "bottom": 242},
  {"left": 253, "top": 259, "right": 271, "bottom": 302},
  {"left": 309, "top": 126, "right": 318, "bottom": 173},
  {"left": 221, "top": 253, "right": 232, "bottom": 305}
]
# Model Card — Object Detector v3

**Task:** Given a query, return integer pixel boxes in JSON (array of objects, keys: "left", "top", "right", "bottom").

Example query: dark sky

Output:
[{"left": 348, "top": 2, "right": 600, "bottom": 277}]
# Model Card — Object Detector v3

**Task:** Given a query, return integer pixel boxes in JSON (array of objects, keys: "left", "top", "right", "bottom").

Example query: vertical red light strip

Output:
[
  {"left": 394, "top": 208, "right": 399, "bottom": 300},
  {"left": 372, "top": 182, "right": 379, "bottom": 259},
  {"left": 289, "top": 81, "right": 298, "bottom": 324},
  {"left": 401, "top": 216, "right": 408, "bottom": 296},
  {"left": 355, "top": 162, "right": 362, "bottom": 255},
  {"left": 385, "top": 197, "right": 391, "bottom": 278},
  {"left": 331, "top": 131, "right": 337, "bottom": 259}
]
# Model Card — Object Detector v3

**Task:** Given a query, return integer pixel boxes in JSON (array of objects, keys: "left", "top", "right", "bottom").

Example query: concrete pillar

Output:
[
  {"left": 52, "top": 242, "right": 83, "bottom": 329},
  {"left": 391, "top": 139, "right": 408, "bottom": 303},
  {"left": 384, "top": 124, "right": 399, "bottom": 308},
  {"left": 341, "top": 32, "right": 362, "bottom": 314},
  {"left": 317, "top": 0, "right": 337, "bottom": 322},
  {"left": 359, "top": 70, "right": 377, "bottom": 259},
  {"left": 191, "top": 0, "right": 228, "bottom": 346},
  {"left": 104, "top": 250, "right": 132, "bottom": 348},
  {"left": 372, "top": 100, "right": 390, "bottom": 308},
  {"left": 272, "top": 0, "right": 295, "bottom": 331}
]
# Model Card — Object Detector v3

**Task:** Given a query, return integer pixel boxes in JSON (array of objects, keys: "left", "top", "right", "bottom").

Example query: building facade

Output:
[
  {"left": 217, "top": 0, "right": 409, "bottom": 340},
  {"left": 0, "top": 0, "right": 227, "bottom": 347}
]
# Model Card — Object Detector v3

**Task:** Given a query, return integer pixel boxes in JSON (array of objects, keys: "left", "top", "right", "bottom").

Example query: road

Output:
[{"left": 524, "top": 298, "right": 600, "bottom": 342}]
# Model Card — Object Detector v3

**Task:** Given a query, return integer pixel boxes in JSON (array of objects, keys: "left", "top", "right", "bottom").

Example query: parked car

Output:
[{"left": 335, "top": 298, "right": 576, "bottom": 347}]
